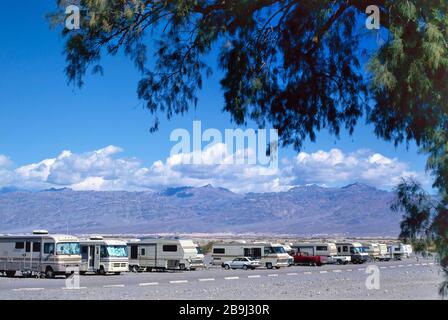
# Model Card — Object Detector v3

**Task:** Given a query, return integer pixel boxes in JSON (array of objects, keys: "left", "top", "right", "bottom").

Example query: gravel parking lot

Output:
[{"left": 0, "top": 257, "right": 443, "bottom": 300}]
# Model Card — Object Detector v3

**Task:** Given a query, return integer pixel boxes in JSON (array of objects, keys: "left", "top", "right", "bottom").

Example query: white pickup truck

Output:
[{"left": 326, "top": 255, "right": 351, "bottom": 265}]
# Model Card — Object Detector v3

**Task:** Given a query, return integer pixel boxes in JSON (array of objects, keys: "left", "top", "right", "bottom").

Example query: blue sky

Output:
[{"left": 0, "top": 1, "right": 432, "bottom": 193}]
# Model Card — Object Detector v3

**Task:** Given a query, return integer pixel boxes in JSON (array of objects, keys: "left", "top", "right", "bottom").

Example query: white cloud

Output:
[
  {"left": 284, "top": 148, "right": 426, "bottom": 189},
  {"left": 0, "top": 155, "right": 12, "bottom": 168},
  {"left": 0, "top": 146, "right": 430, "bottom": 193}
]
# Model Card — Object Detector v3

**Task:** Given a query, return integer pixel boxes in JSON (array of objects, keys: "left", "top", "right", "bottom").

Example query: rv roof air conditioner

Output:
[
  {"left": 32, "top": 230, "right": 49, "bottom": 235},
  {"left": 89, "top": 235, "right": 104, "bottom": 240}
]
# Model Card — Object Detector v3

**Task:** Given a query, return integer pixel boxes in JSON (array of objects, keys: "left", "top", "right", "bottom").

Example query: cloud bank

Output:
[{"left": 0, "top": 145, "right": 428, "bottom": 193}]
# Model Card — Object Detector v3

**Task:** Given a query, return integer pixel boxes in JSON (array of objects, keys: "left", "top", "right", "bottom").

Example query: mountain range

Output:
[{"left": 0, "top": 183, "right": 403, "bottom": 236}]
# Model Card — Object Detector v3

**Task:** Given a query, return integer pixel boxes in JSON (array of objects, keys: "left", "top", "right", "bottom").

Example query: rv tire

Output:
[
  {"left": 179, "top": 264, "right": 186, "bottom": 271},
  {"left": 114, "top": 272, "right": 121, "bottom": 275},
  {"left": 5, "top": 270, "right": 15, "bottom": 277},
  {"left": 45, "top": 267, "right": 55, "bottom": 279},
  {"left": 266, "top": 262, "right": 273, "bottom": 269},
  {"left": 98, "top": 266, "right": 106, "bottom": 275}
]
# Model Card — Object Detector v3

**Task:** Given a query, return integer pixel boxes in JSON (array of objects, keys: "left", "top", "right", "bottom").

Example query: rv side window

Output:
[
  {"left": 81, "top": 246, "right": 88, "bottom": 254},
  {"left": 15, "top": 242, "right": 24, "bottom": 249},
  {"left": 44, "top": 243, "right": 54, "bottom": 254},
  {"left": 337, "top": 247, "right": 341, "bottom": 253},
  {"left": 25, "top": 242, "right": 31, "bottom": 253},
  {"left": 264, "top": 247, "right": 274, "bottom": 255},
  {"left": 343, "top": 246, "right": 348, "bottom": 252},
  {"left": 316, "top": 246, "right": 327, "bottom": 251},
  {"left": 213, "top": 248, "right": 225, "bottom": 254},
  {"left": 32, "top": 242, "right": 41, "bottom": 252},
  {"left": 100, "top": 246, "right": 107, "bottom": 258},
  {"left": 163, "top": 245, "right": 177, "bottom": 252},
  {"left": 141, "top": 248, "right": 145, "bottom": 256},
  {"left": 130, "top": 245, "right": 138, "bottom": 259}
]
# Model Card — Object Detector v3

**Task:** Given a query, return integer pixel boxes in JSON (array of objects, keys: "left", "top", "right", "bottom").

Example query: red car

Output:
[{"left": 293, "top": 252, "right": 322, "bottom": 266}]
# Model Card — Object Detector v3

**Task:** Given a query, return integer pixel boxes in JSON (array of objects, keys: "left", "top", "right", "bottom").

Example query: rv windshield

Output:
[
  {"left": 273, "top": 246, "right": 286, "bottom": 254},
  {"left": 350, "top": 247, "right": 366, "bottom": 254},
  {"left": 56, "top": 242, "right": 80, "bottom": 255},
  {"left": 106, "top": 246, "right": 128, "bottom": 257}
]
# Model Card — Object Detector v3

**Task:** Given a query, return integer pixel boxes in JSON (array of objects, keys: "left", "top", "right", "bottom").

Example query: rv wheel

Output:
[
  {"left": 131, "top": 265, "right": 139, "bottom": 273},
  {"left": 98, "top": 266, "right": 106, "bottom": 275},
  {"left": 45, "top": 267, "right": 55, "bottom": 279},
  {"left": 336, "top": 260, "right": 342, "bottom": 265},
  {"left": 266, "top": 262, "right": 273, "bottom": 269},
  {"left": 5, "top": 270, "right": 15, "bottom": 277},
  {"left": 179, "top": 264, "right": 186, "bottom": 271}
]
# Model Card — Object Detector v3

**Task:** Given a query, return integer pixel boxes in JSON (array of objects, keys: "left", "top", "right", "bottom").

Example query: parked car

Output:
[
  {"left": 326, "top": 255, "right": 351, "bottom": 265},
  {"left": 293, "top": 252, "right": 323, "bottom": 266},
  {"left": 222, "top": 257, "right": 260, "bottom": 270}
]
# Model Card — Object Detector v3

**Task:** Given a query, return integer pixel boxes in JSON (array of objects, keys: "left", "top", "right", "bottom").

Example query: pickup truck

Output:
[
  {"left": 326, "top": 255, "right": 351, "bottom": 265},
  {"left": 293, "top": 252, "right": 323, "bottom": 266}
]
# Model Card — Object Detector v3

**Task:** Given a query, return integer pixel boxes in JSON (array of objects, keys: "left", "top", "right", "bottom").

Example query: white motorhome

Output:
[
  {"left": 362, "top": 243, "right": 381, "bottom": 260},
  {"left": 79, "top": 236, "right": 129, "bottom": 275},
  {"left": 388, "top": 243, "right": 413, "bottom": 260},
  {"left": 194, "top": 244, "right": 206, "bottom": 268},
  {"left": 281, "top": 244, "right": 294, "bottom": 266},
  {"left": 0, "top": 230, "right": 81, "bottom": 278},
  {"left": 336, "top": 242, "right": 370, "bottom": 264},
  {"left": 291, "top": 242, "right": 351, "bottom": 264},
  {"left": 211, "top": 242, "right": 289, "bottom": 269},
  {"left": 128, "top": 238, "right": 204, "bottom": 271}
]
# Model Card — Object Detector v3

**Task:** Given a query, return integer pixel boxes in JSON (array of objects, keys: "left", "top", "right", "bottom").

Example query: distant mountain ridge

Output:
[{"left": 0, "top": 183, "right": 401, "bottom": 236}]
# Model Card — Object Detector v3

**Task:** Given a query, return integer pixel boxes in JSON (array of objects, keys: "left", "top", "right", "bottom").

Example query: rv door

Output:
[
  {"left": 93, "top": 246, "right": 100, "bottom": 270},
  {"left": 23, "top": 241, "right": 33, "bottom": 271}
]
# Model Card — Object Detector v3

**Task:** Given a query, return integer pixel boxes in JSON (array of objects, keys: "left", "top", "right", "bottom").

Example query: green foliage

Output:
[
  {"left": 200, "top": 241, "right": 214, "bottom": 254},
  {"left": 368, "top": 0, "right": 448, "bottom": 148},
  {"left": 51, "top": 1, "right": 448, "bottom": 151},
  {"left": 392, "top": 178, "right": 448, "bottom": 298}
]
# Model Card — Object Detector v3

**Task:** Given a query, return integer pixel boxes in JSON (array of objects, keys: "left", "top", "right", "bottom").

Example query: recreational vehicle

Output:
[
  {"left": 362, "top": 243, "right": 382, "bottom": 260},
  {"left": 377, "top": 243, "right": 390, "bottom": 261},
  {"left": 281, "top": 244, "right": 294, "bottom": 266},
  {"left": 388, "top": 243, "right": 413, "bottom": 260},
  {"left": 195, "top": 244, "right": 206, "bottom": 268},
  {"left": 0, "top": 230, "right": 81, "bottom": 278},
  {"left": 336, "top": 242, "right": 370, "bottom": 264},
  {"left": 79, "top": 237, "right": 129, "bottom": 275},
  {"left": 291, "top": 242, "right": 350, "bottom": 265},
  {"left": 211, "top": 242, "right": 289, "bottom": 269},
  {"left": 128, "top": 238, "right": 204, "bottom": 271}
]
